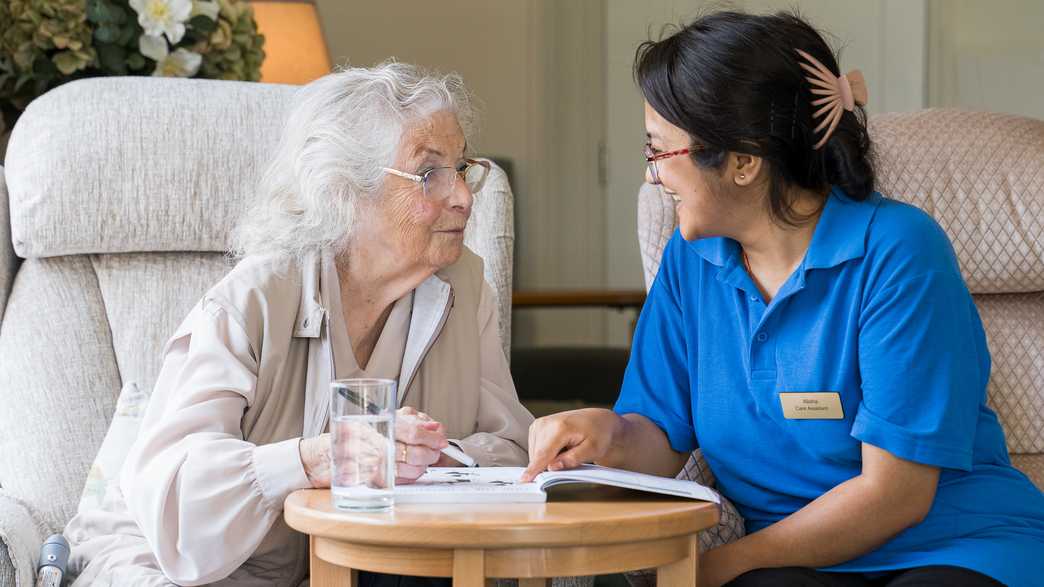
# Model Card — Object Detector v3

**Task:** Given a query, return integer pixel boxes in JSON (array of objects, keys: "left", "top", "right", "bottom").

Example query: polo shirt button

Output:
[
  {"left": 756, "top": 332, "right": 768, "bottom": 342},
  {"left": 750, "top": 295, "right": 759, "bottom": 302}
]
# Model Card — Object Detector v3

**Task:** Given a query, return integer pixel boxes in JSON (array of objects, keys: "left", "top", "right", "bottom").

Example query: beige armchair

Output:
[
  {"left": 636, "top": 109, "right": 1044, "bottom": 491},
  {"left": 0, "top": 77, "right": 516, "bottom": 586}
]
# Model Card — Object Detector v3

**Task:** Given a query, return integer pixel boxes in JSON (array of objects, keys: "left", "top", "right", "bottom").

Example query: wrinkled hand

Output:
[
  {"left": 299, "top": 408, "right": 448, "bottom": 489},
  {"left": 302, "top": 405, "right": 448, "bottom": 486},
  {"left": 394, "top": 407, "right": 448, "bottom": 484},
  {"left": 300, "top": 433, "right": 333, "bottom": 488},
  {"left": 521, "top": 408, "right": 622, "bottom": 482}
]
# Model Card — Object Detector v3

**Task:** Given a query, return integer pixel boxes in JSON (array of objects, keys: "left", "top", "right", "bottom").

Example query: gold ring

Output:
[{"left": 400, "top": 443, "right": 408, "bottom": 462}]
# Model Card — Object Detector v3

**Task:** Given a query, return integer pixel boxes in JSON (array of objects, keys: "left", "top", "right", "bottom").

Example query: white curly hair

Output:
[{"left": 232, "top": 61, "right": 476, "bottom": 261}]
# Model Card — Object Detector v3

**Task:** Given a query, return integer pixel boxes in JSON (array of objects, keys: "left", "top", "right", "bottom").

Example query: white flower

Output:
[
  {"left": 157, "top": 49, "right": 203, "bottom": 77},
  {"left": 139, "top": 35, "right": 202, "bottom": 78},
  {"left": 138, "top": 34, "right": 168, "bottom": 62},
  {"left": 129, "top": 0, "right": 192, "bottom": 44},
  {"left": 191, "top": 0, "right": 220, "bottom": 21}
]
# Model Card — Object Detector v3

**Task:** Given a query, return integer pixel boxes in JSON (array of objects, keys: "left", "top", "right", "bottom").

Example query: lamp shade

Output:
[{"left": 251, "top": 0, "right": 332, "bottom": 84}]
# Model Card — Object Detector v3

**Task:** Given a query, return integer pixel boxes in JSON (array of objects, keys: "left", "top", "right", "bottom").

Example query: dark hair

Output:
[{"left": 635, "top": 11, "right": 875, "bottom": 226}]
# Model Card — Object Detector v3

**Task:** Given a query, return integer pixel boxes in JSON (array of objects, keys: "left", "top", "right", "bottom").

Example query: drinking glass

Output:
[{"left": 329, "top": 378, "right": 396, "bottom": 511}]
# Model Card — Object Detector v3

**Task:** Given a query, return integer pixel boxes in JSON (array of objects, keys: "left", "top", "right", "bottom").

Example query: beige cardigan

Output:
[{"left": 65, "top": 248, "right": 532, "bottom": 586}]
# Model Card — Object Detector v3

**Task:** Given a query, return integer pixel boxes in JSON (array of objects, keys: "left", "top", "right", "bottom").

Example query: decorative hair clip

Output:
[{"left": 795, "top": 48, "right": 868, "bottom": 149}]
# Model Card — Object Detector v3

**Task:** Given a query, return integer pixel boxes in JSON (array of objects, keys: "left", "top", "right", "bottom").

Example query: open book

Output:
[{"left": 394, "top": 464, "right": 721, "bottom": 504}]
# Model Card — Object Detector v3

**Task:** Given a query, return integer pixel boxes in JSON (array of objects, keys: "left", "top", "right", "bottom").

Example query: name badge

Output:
[{"left": 779, "top": 392, "right": 844, "bottom": 420}]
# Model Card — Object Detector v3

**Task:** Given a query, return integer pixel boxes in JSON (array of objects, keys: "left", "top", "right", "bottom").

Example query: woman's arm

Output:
[
  {"left": 120, "top": 300, "right": 311, "bottom": 586},
  {"left": 601, "top": 412, "right": 690, "bottom": 476},
  {"left": 451, "top": 282, "right": 533, "bottom": 466},
  {"left": 523, "top": 409, "right": 688, "bottom": 480},
  {"left": 700, "top": 442, "right": 940, "bottom": 587}
]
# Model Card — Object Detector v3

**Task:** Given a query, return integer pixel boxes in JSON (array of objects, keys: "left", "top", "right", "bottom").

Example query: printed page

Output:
[
  {"left": 536, "top": 464, "right": 721, "bottom": 503},
  {"left": 394, "top": 467, "right": 546, "bottom": 504}
]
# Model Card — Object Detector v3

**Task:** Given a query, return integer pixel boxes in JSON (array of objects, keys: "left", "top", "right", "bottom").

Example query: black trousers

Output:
[
  {"left": 726, "top": 565, "right": 1005, "bottom": 587},
  {"left": 356, "top": 571, "right": 451, "bottom": 587}
]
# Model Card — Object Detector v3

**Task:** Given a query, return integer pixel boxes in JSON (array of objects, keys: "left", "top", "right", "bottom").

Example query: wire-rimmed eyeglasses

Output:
[{"left": 382, "top": 158, "right": 491, "bottom": 199}]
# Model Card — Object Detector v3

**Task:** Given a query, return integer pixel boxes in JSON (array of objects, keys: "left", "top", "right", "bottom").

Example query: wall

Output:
[
  {"left": 928, "top": 0, "right": 1044, "bottom": 119},
  {"left": 605, "top": 0, "right": 690, "bottom": 345},
  {"left": 315, "top": 0, "right": 608, "bottom": 348},
  {"left": 316, "top": 1, "right": 531, "bottom": 201}
]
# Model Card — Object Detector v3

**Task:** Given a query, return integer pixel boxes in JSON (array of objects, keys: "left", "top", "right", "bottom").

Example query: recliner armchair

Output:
[{"left": 0, "top": 77, "right": 517, "bottom": 586}]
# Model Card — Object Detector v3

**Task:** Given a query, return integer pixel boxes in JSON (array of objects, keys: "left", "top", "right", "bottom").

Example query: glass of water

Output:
[{"left": 330, "top": 378, "right": 396, "bottom": 512}]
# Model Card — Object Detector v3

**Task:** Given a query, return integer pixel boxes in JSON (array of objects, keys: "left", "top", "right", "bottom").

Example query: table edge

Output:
[{"left": 284, "top": 489, "right": 721, "bottom": 548}]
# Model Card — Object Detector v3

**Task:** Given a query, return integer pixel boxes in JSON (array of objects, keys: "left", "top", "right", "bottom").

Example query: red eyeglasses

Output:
[{"left": 644, "top": 145, "right": 695, "bottom": 185}]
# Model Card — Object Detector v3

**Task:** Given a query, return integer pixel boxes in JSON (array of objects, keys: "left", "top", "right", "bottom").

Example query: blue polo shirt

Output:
[{"left": 615, "top": 188, "right": 1044, "bottom": 585}]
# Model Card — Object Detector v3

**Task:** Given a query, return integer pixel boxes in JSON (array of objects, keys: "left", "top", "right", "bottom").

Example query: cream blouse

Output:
[{"left": 64, "top": 249, "right": 533, "bottom": 587}]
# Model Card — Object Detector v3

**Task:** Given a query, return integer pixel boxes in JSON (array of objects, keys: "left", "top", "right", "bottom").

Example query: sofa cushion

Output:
[
  {"left": 6, "top": 78, "right": 293, "bottom": 259},
  {"left": 0, "top": 252, "right": 230, "bottom": 534},
  {"left": 90, "top": 253, "right": 232, "bottom": 392},
  {"left": 0, "top": 491, "right": 50, "bottom": 587},
  {"left": 1010, "top": 453, "right": 1044, "bottom": 491},
  {"left": 0, "top": 257, "right": 121, "bottom": 533},
  {"left": 872, "top": 109, "right": 1044, "bottom": 295},
  {"left": 636, "top": 182, "right": 676, "bottom": 292},
  {"left": 0, "top": 166, "right": 17, "bottom": 321},
  {"left": 677, "top": 450, "right": 745, "bottom": 552},
  {"left": 976, "top": 293, "right": 1044, "bottom": 453}
]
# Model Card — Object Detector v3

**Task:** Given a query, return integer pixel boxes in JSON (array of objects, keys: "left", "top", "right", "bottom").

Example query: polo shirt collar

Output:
[
  {"left": 688, "top": 233, "right": 737, "bottom": 268},
  {"left": 803, "top": 187, "right": 881, "bottom": 270},
  {"left": 687, "top": 187, "right": 881, "bottom": 272}
]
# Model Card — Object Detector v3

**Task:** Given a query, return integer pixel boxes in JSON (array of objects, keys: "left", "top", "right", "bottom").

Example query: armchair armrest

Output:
[
  {"left": 0, "top": 165, "right": 20, "bottom": 321},
  {"left": 0, "top": 489, "right": 50, "bottom": 587}
]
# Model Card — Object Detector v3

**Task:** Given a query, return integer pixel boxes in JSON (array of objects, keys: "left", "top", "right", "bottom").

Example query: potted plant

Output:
[{"left": 0, "top": 0, "right": 265, "bottom": 155}]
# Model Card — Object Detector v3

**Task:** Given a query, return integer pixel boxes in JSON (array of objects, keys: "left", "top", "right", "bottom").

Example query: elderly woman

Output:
[{"left": 64, "top": 62, "right": 533, "bottom": 586}]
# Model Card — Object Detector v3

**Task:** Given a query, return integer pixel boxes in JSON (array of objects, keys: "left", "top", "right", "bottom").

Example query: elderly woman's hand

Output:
[
  {"left": 394, "top": 406, "right": 448, "bottom": 484},
  {"left": 297, "top": 407, "right": 447, "bottom": 488},
  {"left": 300, "top": 433, "right": 334, "bottom": 488}
]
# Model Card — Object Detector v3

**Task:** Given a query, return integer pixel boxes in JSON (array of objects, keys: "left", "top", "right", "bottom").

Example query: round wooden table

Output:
[{"left": 284, "top": 485, "right": 719, "bottom": 586}]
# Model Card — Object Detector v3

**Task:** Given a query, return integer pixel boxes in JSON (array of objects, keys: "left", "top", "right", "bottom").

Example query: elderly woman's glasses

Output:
[
  {"left": 643, "top": 144, "right": 693, "bottom": 185},
  {"left": 383, "top": 158, "right": 491, "bottom": 199}
]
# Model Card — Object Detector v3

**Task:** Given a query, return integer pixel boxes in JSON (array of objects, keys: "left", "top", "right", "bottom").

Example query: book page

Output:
[
  {"left": 536, "top": 464, "right": 720, "bottom": 504},
  {"left": 394, "top": 465, "right": 721, "bottom": 505},
  {"left": 394, "top": 467, "right": 545, "bottom": 503}
]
